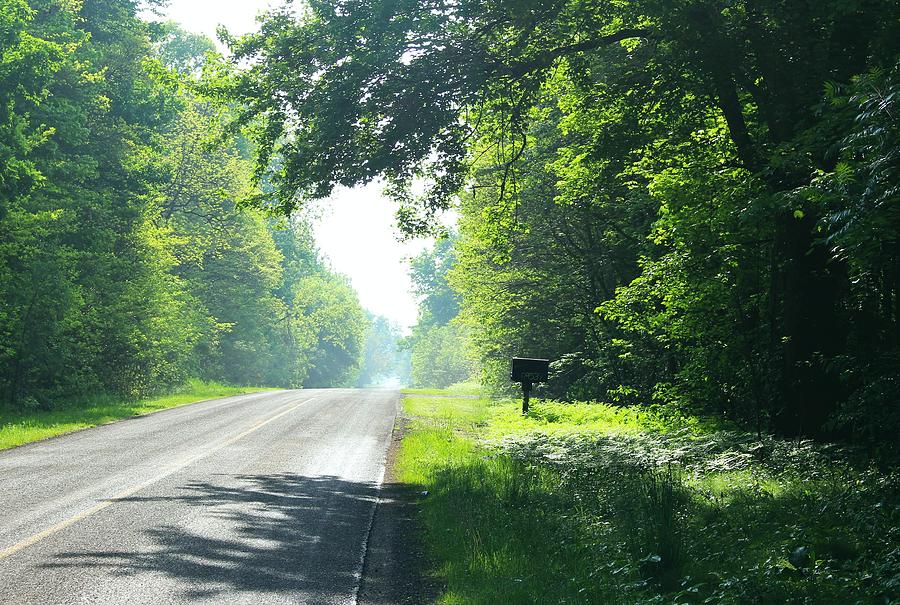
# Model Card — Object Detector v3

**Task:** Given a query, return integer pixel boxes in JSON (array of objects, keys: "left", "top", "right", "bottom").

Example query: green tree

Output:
[
  {"left": 357, "top": 314, "right": 407, "bottom": 387},
  {"left": 409, "top": 235, "right": 460, "bottom": 329},
  {"left": 406, "top": 236, "right": 476, "bottom": 388},
  {"left": 293, "top": 273, "right": 369, "bottom": 388},
  {"left": 410, "top": 322, "right": 474, "bottom": 389},
  {"left": 1, "top": 0, "right": 193, "bottom": 402},
  {"left": 152, "top": 20, "right": 216, "bottom": 76},
  {"left": 0, "top": 1, "right": 373, "bottom": 408},
  {"left": 227, "top": 0, "right": 899, "bottom": 442}
]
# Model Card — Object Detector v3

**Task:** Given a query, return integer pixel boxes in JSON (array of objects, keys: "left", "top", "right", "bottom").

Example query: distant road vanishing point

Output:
[{"left": 0, "top": 389, "right": 398, "bottom": 605}]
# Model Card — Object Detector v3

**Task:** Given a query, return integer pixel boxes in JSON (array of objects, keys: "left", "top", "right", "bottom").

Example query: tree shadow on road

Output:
[{"left": 41, "top": 473, "right": 405, "bottom": 604}]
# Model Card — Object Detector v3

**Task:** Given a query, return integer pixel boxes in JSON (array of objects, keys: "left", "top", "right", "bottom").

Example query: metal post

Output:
[{"left": 522, "top": 381, "right": 531, "bottom": 415}]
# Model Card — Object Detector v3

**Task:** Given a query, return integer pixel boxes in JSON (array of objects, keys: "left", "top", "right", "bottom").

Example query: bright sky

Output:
[
  {"left": 314, "top": 184, "right": 430, "bottom": 332},
  {"left": 148, "top": 0, "right": 430, "bottom": 331}
]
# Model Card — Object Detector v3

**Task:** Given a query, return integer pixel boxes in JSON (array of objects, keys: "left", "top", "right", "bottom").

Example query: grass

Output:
[
  {"left": 401, "top": 378, "right": 485, "bottom": 398},
  {"left": 0, "top": 379, "right": 274, "bottom": 450},
  {"left": 397, "top": 391, "right": 900, "bottom": 604}
]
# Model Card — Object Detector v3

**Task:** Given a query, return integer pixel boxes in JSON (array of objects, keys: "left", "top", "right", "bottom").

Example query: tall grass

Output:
[{"left": 402, "top": 379, "right": 485, "bottom": 398}]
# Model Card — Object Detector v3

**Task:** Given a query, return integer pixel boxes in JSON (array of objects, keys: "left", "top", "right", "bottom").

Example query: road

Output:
[{"left": 0, "top": 389, "right": 399, "bottom": 605}]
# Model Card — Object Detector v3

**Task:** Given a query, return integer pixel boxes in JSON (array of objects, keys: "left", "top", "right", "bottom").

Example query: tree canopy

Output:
[{"left": 231, "top": 0, "right": 900, "bottom": 446}]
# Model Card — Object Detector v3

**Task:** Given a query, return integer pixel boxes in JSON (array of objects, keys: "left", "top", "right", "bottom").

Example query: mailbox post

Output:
[{"left": 511, "top": 357, "right": 549, "bottom": 415}]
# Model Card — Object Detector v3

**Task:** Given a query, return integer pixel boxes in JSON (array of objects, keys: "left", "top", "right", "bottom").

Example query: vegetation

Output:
[
  {"left": 0, "top": 1, "right": 374, "bottom": 413},
  {"left": 398, "top": 389, "right": 899, "bottom": 604},
  {"left": 406, "top": 235, "right": 477, "bottom": 388},
  {"left": 0, "top": 380, "right": 270, "bottom": 450},
  {"left": 403, "top": 379, "right": 484, "bottom": 398},
  {"left": 229, "top": 0, "right": 900, "bottom": 449},
  {"left": 219, "top": 3, "right": 900, "bottom": 597},
  {"left": 3, "top": 1, "right": 898, "bottom": 601},
  {"left": 357, "top": 314, "right": 411, "bottom": 387}
]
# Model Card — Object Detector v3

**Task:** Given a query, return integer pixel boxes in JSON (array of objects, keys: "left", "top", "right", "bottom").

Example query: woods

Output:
[
  {"left": 1, "top": 1, "right": 899, "bottom": 602},
  {"left": 228, "top": 0, "right": 900, "bottom": 450},
  {"left": 0, "top": 0, "right": 372, "bottom": 408}
]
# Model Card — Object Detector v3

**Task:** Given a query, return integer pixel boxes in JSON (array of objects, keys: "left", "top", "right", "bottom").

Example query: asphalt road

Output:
[{"left": 0, "top": 389, "right": 399, "bottom": 605}]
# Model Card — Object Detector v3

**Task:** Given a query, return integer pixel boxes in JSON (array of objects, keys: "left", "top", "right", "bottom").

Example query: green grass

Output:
[
  {"left": 0, "top": 379, "right": 275, "bottom": 450},
  {"left": 397, "top": 391, "right": 900, "bottom": 604},
  {"left": 402, "top": 378, "right": 485, "bottom": 397}
]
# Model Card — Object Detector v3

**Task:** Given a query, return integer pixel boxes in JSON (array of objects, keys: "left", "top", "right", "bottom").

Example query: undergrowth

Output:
[{"left": 397, "top": 392, "right": 900, "bottom": 604}]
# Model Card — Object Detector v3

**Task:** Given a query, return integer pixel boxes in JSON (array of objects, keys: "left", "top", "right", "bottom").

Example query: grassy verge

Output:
[
  {"left": 0, "top": 379, "right": 274, "bottom": 451},
  {"left": 397, "top": 390, "right": 900, "bottom": 604},
  {"left": 402, "top": 379, "right": 485, "bottom": 398}
]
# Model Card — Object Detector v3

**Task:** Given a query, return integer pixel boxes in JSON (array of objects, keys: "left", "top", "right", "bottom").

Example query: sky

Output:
[{"left": 147, "top": 0, "right": 431, "bottom": 331}]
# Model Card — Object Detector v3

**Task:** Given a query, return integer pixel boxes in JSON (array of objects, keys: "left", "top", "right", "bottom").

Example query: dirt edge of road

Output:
[{"left": 357, "top": 402, "right": 442, "bottom": 604}]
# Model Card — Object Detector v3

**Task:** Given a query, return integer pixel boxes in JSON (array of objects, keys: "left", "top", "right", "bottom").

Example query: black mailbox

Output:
[{"left": 511, "top": 357, "right": 549, "bottom": 383}]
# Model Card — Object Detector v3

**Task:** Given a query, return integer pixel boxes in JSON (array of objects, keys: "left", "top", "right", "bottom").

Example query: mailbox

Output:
[{"left": 511, "top": 357, "right": 549, "bottom": 383}]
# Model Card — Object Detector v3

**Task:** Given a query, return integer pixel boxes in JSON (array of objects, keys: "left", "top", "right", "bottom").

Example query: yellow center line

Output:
[{"left": 0, "top": 393, "right": 322, "bottom": 561}]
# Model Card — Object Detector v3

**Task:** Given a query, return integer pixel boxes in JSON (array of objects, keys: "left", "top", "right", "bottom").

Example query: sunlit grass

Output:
[
  {"left": 395, "top": 424, "right": 478, "bottom": 486},
  {"left": 403, "top": 396, "right": 492, "bottom": 431},
  {"left": 401, "top": 378, "right": 484, "bottom": 397},
  {"left": 398, "top": 389, "right": 899, "bottom": 604},
  {"left": 397, "top": 395, "right": 601, "bottom": 603},
  {"left": 487, "top": 398, "right": 676, "bottom": 437},
  {"left": 690, "top": 468, "right": 786, "bottom": 499},
  {"left": 0, "top": 379, "right": 275, "bottom": 450}
]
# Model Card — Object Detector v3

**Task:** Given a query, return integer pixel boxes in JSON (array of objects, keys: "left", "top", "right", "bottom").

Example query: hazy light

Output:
[
  {"left": 314, "top": 184, "right": 430, "bottom": 332},
  {"left": 377, "top": 377, "right": 404, "bottom": 389},
  {"left": 143, "top": 0, "right": 279, "bottom": 49},
  {"left": 147, "top": 1, "right": 435, "bottom": 331}
]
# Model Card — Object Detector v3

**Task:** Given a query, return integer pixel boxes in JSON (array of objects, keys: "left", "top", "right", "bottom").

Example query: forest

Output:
[
  {"left": 2, "top": 0, "right": 899, "bottom": 602},
  {"left": 0, "top": 0, "right": 413, "bottom": 409},
  {"left": 5, "top": 0, "right": 897, "bottom": 446},
  {"left": 225, "top": 0, "right": 900, "bottom": 453},
  {"left": 2, "top": 0, "right": 897, "bottom": 455}
]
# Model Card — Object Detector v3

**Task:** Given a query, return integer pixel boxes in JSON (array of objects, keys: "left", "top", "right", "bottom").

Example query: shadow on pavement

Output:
[{"left": 42, "top": 473, "right": 405, "bottom": 604}]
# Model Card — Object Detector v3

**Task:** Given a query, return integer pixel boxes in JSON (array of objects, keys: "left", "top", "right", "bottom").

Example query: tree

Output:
[
  {"left": 406, "top": 235, "right": 476, "bottom": 388},
  {"left": 1, "top": 0, "right": 194, "bottom": 402},
  {"left": 410, "top": 322, "right": 474, "bottom": 389},
  {"left": 293, "top": 273, "right": 369, "bottom": 388},
  {"left": 227, "top": 0, "right": 900, "bottom": 441},
  {"left": 0, "top": 1, "right": 373, "bottom": 406},
  {"left": 409, "top": 235, "right": 460, "bottom": 329},
  {"left": 152, "top": 20, "right": 216, "bottom": 76},
  {"left": 356, "top": 315, "right": 407, "bottom": 387}
]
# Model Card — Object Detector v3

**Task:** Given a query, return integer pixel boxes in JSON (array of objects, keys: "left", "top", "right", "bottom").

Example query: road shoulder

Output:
[{"left": 357, "top": 411, "right": 441, "bottom": 604}]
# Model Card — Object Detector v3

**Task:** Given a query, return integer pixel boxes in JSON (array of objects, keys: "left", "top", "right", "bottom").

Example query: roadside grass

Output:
[
  {"left": 397, "top": 393, "right": 900, "bottom": 604},
  {"left": 0, "top": 379, "right": 275, "bottom": 450},
  {"left": 401, "top": 379, "right": 484, "bottom": 398}
]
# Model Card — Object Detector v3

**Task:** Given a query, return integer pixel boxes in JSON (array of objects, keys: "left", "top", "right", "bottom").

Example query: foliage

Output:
[
  {"left": 410, "top": 321, "right": 475, "bottom": 389},
  {"left": 0, "top": 2, "right": 371, "bottom": 408},
  {"left": 405, "top": 234, "right": 477, "bottom": 388},
  {"left": 292, "top": 272, "right": 369, "bottom": 387},
  {"left": 357, "top": 314, "right": 410, "bottom": 387},
  {"left": 226, "top": 0, "right": 900, "bottom": 443},
  {"left": 151, "top": 20, "right": 216, "bottom": 76},
  {"left": 409, "top": 235, "right": 460, "bottom": 328},
  {"left": 794, "top": 65, "right": 900, "bottom": 449}
]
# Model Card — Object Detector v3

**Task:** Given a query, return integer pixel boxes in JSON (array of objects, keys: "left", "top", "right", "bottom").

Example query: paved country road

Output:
[{"left": 0, "top": 389, "right": 399, "bottom": 605}]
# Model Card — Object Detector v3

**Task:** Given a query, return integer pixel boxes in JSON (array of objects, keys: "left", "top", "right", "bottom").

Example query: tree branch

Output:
[{"left": 509, "top": 28, "right": 654, "bottom": 74}]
